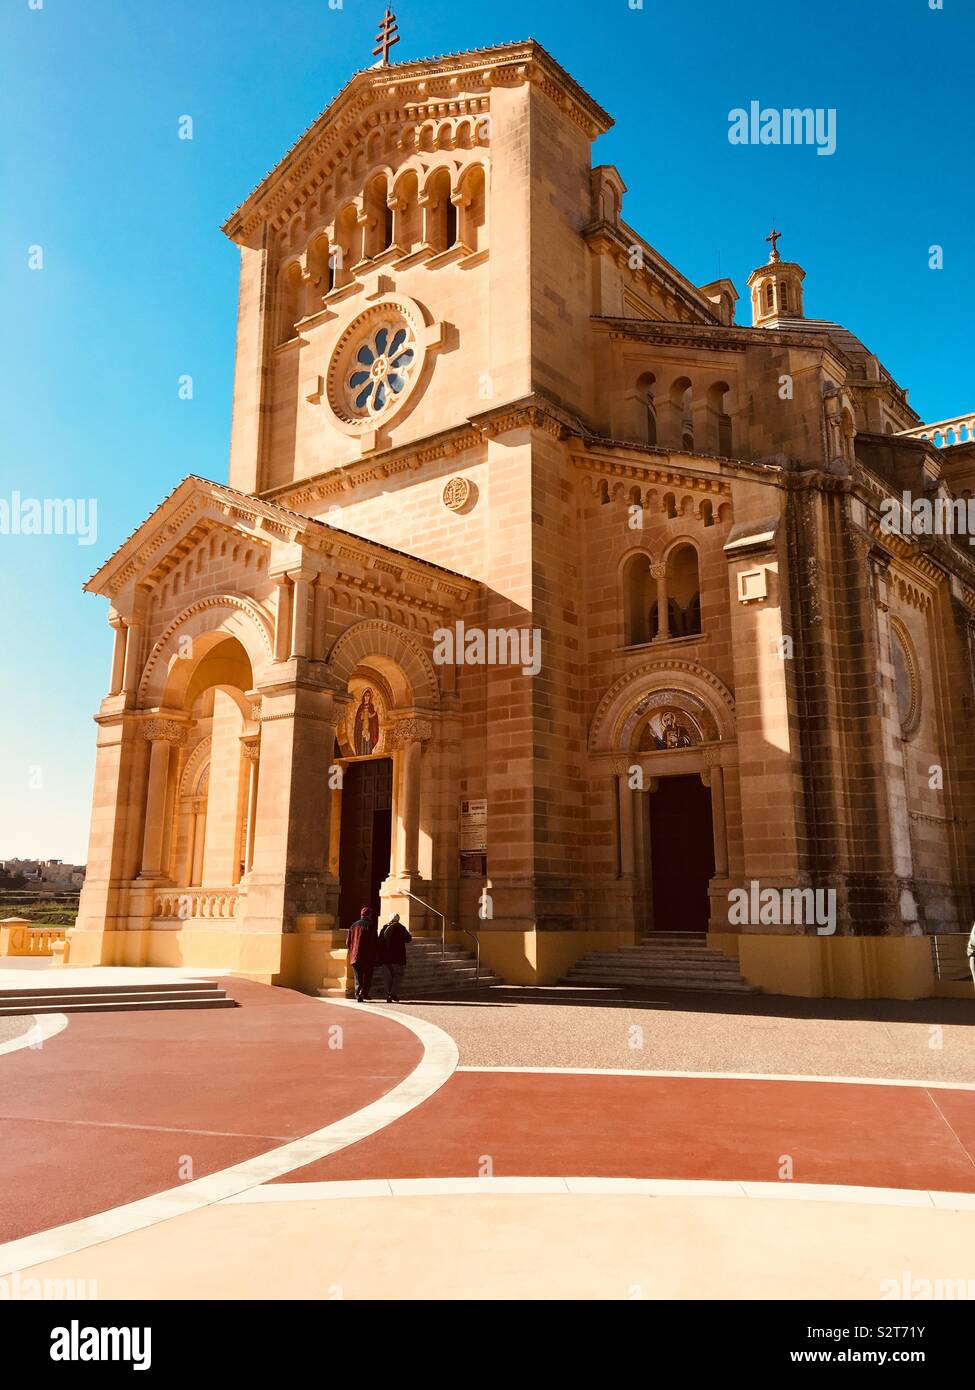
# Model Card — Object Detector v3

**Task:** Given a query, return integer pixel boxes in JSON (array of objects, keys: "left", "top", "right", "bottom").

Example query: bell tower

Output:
[{"left": 747, "top": 227, "right": 806, "bottom": 327}]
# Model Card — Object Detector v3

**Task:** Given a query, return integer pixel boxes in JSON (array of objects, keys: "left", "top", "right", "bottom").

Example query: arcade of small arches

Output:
[
  {"left": 621, "top": 373, "right": 736, "bottom": 455},
  {"left": 276, "top": 158, "right": 487, "bottom": 345}
]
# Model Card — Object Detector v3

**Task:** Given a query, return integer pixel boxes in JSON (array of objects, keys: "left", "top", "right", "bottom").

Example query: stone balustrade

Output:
[
  {"left": 897, "top": 414, "right": 975, "bottom": 449},
  {"left": 0, "top": 918, "right": 69, "bottom": 956},
  {"left": 152, "top": 891, "right": 241, "bottom": 922}
]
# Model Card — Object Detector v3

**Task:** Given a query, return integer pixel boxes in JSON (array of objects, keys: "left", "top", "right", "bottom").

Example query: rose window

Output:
[{"left": 346, "top": 323, "right": 416, "bottom": 418}]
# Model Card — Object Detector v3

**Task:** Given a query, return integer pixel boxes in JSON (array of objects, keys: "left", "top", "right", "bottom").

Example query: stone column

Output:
[
  {"left": 273, "top": 575, "right": 292, "bottom": 662},
  {"left": 651, "top": 562, "right": 670, "bottom": 641},
  {"left": 108, "top": 613, "right": 127, "bottom": 696},
  {"left": 122, "top": 619, "right": 143, "bottom": 695},
  {"left": 288, "top": 567, "right": 315, "bottom": 659},
  {"left": 391, "top": 717, "right": 432, "bottom": 877},
  {"left": 241, "top": 737, "right": 260, "bottom": 874},
  {"left": 617, "top": 772, "right": 635, "bottom": 878},
  {"left": 702, "top": 752, "right": 729, "bottom": 877},
  {"left": 191, "top": 804, "right": 206, "bottom": 886},
  {"left": 139, "top": 720, "right": 188, "bottom": 878}
]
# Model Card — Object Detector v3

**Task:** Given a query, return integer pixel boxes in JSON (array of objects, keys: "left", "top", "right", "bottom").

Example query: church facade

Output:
[{"left": 72, "top": 39, "right": 975, "bottom": 998}]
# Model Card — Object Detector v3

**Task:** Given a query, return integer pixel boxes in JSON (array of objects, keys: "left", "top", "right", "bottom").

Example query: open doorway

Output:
[
  {"left": 647, "top": 774, "right": 715, "bottom": 932},
  {"left": 337, "top": 757, "right": 392, "bottom": 928}
]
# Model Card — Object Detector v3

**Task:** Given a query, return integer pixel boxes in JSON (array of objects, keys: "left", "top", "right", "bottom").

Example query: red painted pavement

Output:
[
  {"left": 274, "top": 1071, "right": 975, "bottom": 1194},
  {"left": 0, "top": 981, "right": 422, "bottom": 1244}
]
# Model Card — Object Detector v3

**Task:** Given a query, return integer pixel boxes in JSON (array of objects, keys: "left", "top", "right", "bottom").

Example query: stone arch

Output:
[
  {"left": 326, "top": 619, "right": 440, "bottom": 708},
  {"left": 139, "top": 594, "right": 273, "bottom": 707},
  {"left": 178, "top": 735, "right": 212, "bottom": 799},
  {"left": 589, "top": 658, "right": 735, "bottom": 754}
]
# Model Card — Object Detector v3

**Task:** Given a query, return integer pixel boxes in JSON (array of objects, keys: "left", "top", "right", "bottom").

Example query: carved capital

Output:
[
  {"left": 390, "top": 716, "right": 433, "bottom": 747},
  {"left": 240, "top": 737, "right": 261, "bottom": 763},
  {"left": 143, "top": 719, "right": 190, "bottom": 747},
  {"left": 650, "top": 563, "right": 667, "bottom": 580}
]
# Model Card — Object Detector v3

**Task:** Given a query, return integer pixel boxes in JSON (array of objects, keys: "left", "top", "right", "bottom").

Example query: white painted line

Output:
[
  {"left": 219, "top": 1174, "right": 975, "bottom": 1211},
  {"left": 229, "top": 1179, "right": 396, "bottom": 1203},
  {"left": 0, "top": 1013, "right": 68, "bottom": 1058},
  {"left": 457, "top": 1065, "right": 975, "bottom": 1092},
  {"left": 0, "top": 999, "right": 457, "bottom": 1277}
]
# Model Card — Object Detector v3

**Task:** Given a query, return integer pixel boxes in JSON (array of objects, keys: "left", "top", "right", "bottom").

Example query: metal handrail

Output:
[{"left": 398, "top": 890, "right": 480, "bottom": 982}]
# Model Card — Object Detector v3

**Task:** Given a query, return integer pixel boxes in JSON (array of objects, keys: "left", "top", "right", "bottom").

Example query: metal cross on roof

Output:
[
  {"left": 766, "top": 224, "right": 783, "bottom": 262},
  {"left": 373, "top": 8, "right": 400, "bottom": 66}
]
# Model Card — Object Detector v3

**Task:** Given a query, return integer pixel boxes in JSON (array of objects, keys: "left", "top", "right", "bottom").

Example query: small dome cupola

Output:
[{"left": 747, "top": 226, "right": 806, "bottom": 327}]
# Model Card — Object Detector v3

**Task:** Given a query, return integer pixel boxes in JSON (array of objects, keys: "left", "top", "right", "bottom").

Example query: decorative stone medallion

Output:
[{"left": 442, "top": 476, "right": 472, "bottom": 512}]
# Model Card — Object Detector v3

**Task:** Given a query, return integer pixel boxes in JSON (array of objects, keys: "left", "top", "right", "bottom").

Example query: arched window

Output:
[
  {"left": 622, "top": 553, "right": 657, "bottom": 647},
  {"left": 362, "top": 175, "right": 390, "bottom": 259},
  {"left": 671, "top": 377, "right": 693, "bottom": 451},
  {"left": 390, "top": 170, "right": 420, "bottom": 252},
  {"left": 423, "top": 170, "right": 457, "bottom": 252},
  {"left": 457, "top": 165, "right": 486, "bottom": 252},
  {"left": 765, "top": 282, "right": 774, "bottom": 310},
  {"left": 780, "top": 282, "right": 790, "bottom": 312},
  {"left": 890, "top": 624, "right": 920, "bottom": 735},
  {"left": 637, "top": 371, "right": 657, "bottom": 445},
  {"left": 333, "top": 204, "right": 360, "bottom": 287},
  {"left": 277, "top": 262, "right": 303, "bottom": 344},
  {"left": 445, "top": 195, "right": 459, "bottom": 248},
  {"left": 667, "top": 544, "right": 702, "bottom": 637},
  {"left": 708, "top": 381, "right": 733, "bottom": 455}
]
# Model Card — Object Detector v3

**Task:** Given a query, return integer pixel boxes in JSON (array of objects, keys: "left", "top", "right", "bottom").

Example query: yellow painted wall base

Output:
[
  {"left": 708, "top": 931, "right": 938, "bottom": 1000},
  {"left": 63, "top": 923, "right": 959, "bottom": 1001},
  {"left": 65, "top": 918, "right": 339, "bottom": 994}
]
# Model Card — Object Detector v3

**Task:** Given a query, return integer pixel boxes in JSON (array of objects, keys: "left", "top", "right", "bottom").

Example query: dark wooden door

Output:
[
  {"left": 649, "top": 774, "right": 715, "bottom": 932},
  {"left": 338, "top": 758, "right": 392, "bottom": 929}
]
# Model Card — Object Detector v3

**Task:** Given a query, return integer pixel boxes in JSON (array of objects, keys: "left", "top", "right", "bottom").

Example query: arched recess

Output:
[
  {"left": 139, "top": 594, "right": 273, "bottom": 708},
  {"left": 327, "top": 619, "right": 440, "bottom": 709},
  {"left": 620, "top": 550, "right": 658, "bottom": 647},
  {"left": 588, "top": 658, "right": 735, "bottom": 755},
  {"left": 663, "top": 539, "right": 702, "bottom": 638}
]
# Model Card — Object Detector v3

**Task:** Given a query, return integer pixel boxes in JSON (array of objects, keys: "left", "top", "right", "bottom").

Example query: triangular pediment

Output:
[{"left": 222, "top": 39, "right": 612, "bottom": 246}]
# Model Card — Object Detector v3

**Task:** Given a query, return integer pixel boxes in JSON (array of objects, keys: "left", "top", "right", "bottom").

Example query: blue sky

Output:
[{"left": 1, "top": 0, "right": 972, "bottom": 861}]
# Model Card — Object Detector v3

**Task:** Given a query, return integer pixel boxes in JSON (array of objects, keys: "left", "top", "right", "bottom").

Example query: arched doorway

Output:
[
  {"left": 590, "top": 662, "right": 736, "bottom": 940},
  {"left": 326, "top": 621, "right": 440, "bottom": 933}
]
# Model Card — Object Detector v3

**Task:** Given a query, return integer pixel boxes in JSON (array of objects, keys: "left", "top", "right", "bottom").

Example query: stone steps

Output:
[
  {"left": 561, "top": 934, "right": 759, "bottom": 994},
  {"left": 0, "top": 979, "right": 237, "bottom": 1016},
  {"left": 322, "top": 941, "right": 503, "bottom": 998}
]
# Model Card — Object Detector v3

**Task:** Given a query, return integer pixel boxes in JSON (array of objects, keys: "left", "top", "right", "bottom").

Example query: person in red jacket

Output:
[{"left": 346, "top": 906, "right": 378, "bottom": 1002}]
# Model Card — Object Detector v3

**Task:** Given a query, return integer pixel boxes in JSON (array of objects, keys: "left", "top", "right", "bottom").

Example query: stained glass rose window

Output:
[{"left": 346, "top": 322, "right": 416, "bottom": 417}]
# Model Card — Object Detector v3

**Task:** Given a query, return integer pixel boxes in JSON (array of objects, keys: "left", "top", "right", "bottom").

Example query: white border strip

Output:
[
  {"left": 0, "top": 1000, "right": 457, "bottom": 1277},
  {"left": 0, "top": 1013, "right": 68, "bottom": 1058},
  {"left": 458, "top": 1065, "right": 975, "bottom": 1092},
  {"left": 224, "top": 1175, "right": 975, "bottom": 1212}
]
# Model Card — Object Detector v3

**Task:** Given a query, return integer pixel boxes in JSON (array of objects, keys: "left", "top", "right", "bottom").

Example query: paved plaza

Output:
[{"left": 0, "top": 975, "right": 973, "bottom": 1299}]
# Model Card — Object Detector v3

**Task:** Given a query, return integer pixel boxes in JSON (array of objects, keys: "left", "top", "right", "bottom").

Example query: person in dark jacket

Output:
[
  {"left": 347, "top": 906, "right": 378, "bottom": 1002},
  {"left": 378, "top": 913, "right": 412, "bottom": 1003}
]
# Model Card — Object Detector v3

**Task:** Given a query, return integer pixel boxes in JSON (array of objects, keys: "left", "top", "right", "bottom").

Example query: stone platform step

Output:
[
  {"left": 562, "top": 935, "right": 759, "bottom": 994},
  {"left": 0, "top": 979, "right": 237, "bottom": 1016}
]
